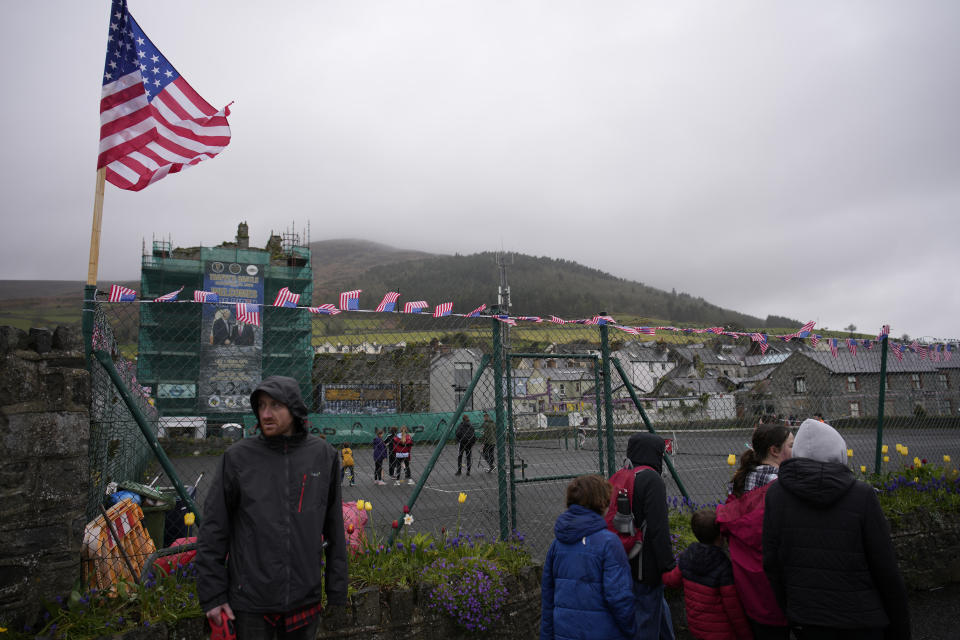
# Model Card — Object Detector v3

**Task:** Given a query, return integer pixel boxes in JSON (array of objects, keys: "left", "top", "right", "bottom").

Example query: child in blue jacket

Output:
[{"left": 541, "top": 474, "right": 637, "bottom": 640}]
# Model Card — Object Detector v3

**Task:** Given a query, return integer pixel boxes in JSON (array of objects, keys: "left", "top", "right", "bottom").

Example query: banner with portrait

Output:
[{"left": 198, "top": 260, "right": 264, "bottom": 413}]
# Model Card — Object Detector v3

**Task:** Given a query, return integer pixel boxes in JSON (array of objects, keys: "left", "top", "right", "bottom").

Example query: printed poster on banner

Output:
[{"left": 198, "top": 261, "right": 263, "bottom": 413}]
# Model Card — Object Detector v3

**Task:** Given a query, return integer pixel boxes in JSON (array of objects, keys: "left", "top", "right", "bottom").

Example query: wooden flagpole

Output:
[{"left": 87, "top": 167, "right": 107, "bottom": 285}]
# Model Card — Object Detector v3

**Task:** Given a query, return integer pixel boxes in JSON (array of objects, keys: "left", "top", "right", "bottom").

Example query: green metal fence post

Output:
[
  {"left": 491, "top": 316, "right": 510, "bottom": 541},
  {"left": 599, "top": 317, "right": 616, "bottom": 476},
  {"left": 611, "top": 357, "right": 690, "bottom": 501},
  {"left": 875, "top": 335, "right": 889, "bottom": 474},
  {"left": 387, "top": 354, "right": 491, "bottom": 545},
  {"left": 92, "top": 350, "right": 201, "bottom": 520},
  {"left": 505, "top": 352, "right": 517, "bottom": 532}
]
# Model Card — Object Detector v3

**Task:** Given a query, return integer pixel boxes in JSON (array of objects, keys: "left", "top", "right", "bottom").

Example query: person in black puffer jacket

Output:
[
  {"left": 762, "top": 419, "right": 910, "bottom": 640},
  {"left": 197, "top": 376, "right": 348, "bottom": 639}
]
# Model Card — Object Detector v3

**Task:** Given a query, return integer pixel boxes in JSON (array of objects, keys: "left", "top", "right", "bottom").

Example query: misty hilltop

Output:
[{"left": 309, "top": 240, "right": 794, "bottom": 328}]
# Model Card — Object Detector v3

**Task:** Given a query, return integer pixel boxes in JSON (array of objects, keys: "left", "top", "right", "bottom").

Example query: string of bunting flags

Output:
[{"left": 100, "top": 285, "right": 955, "bottom": 360}]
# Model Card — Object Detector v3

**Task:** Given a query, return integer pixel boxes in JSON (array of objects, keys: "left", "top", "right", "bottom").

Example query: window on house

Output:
[
  {"left": 454, "top": 362, "right": 473, "bottom": 410},
  {"left": 911, "top": 374, "right": 922, "bottom": 390},
  {"left": 557, "top": 383, "right": 566, "bottom": 397},
  {"left": 794, "top": 376, "right": 807, "bottom": 393},
  {"left": 850, "top": 402, "right": 860, "bottom": 418},
  {"left": 847, "top": 376, "right": 858, "bottom": 392},
  {"left": 939, "top": 373, "right": 949, "bottom": 389},
  {"left": 885, "top": 375, "right": 891, "bottom": 391}
]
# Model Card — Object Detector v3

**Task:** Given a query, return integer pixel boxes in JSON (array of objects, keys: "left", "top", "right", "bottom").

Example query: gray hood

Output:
[{"left": 793, "top": 419, "right": 847, "bottom": 464}]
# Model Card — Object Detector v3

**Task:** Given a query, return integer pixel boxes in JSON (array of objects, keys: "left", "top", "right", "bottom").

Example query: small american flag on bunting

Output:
[
  {"left": 829, "top": 338, "right": 839, "bottom": 358},
  {"left": 308, "top": 304, "right": 340, "bottom": 315},
  {"left": 847, "top": 338, "right": 857, "bottom": 355},
  {"left": 467, "top": 304, "right": 486, "bottom": 318},
  {"left": 548, "top": 316, "right": 567, "bottom": 324},
  {"left": 153, "top": 286, "right": 182, "bottom": 302},
  {"left": 338, "top": 290, "right": 361, "bottom": 311},
  {"left": 890, "top": 341, "right": 904, "bottom": 361},
  {"left": 638, "top": 327, "right": 656, "bottom": 335},
  {"left": 433, "top": 302, "right": 453, "bottom": 318},
  {"left": 273, "top": 287, "right": 300, "bottom": 308},
  {"left": 403, "top": 301, "right": 428, "bottom": 314},
  {"left": 236, "top": 303, "right": 260, "bottom": 327},
  {"left": 376, "top": 292, "right": 400, "bottom": 312},
  {"left": 194, "top": 290, "right": 218, "bottom": 303},
  {"left": 517, "top": 316, "right": 543, "bottom": 323},
  {"left": 811, "top": 334, "right": 821, "bottom": 348},
  {"left": 108, "top": 285, "right": 137, "bottom": 302}
]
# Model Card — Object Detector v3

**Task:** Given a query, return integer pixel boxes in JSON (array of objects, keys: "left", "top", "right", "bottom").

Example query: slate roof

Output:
[{"left": 792, "top": 350, "right": 937, "bottom": 374}]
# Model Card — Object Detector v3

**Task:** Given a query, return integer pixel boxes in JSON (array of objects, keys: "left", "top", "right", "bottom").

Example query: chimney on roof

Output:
[{"left": 236, "top": 222, "right": 249, "bottom": 249}]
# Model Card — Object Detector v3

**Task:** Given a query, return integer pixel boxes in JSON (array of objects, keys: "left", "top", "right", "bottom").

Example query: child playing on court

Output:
[
  {"left": 662, "top": 509, "right": 752, "bottom": 640},
  {"left": 341, "top": 442, "right": 356, "bottom": 486}
]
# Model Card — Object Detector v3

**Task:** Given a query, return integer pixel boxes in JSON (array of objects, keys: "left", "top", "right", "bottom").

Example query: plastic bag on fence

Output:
[
  {"left": 82, "top": 499, "right": 156, "bottom": 590},
  {"left": 342, "top": 501, "right": 368, "bottom": 551}
]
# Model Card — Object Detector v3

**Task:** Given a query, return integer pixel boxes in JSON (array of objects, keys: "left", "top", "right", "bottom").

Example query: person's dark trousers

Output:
[
  {"left": 233, "top": 611, "right": 320, "bottom": 640},
  {"left": 457, "top": 444, "right": 472, "bottom": 474},
  {"left": 482, "top": 444, "right": 495, "bottom": 470},
  {"left": 749, "top": 619, "right": 792, "bottom": 640},
  {"left": 374, "top": 459, "right": 383, "bottom": 481},
  {"left": 388, "top": 454, "right": 398, "bottom": 478},
  {"left": 401, "top": 458, "right": 411, "bottom": 479},
  {"left": 794, "top": 626, "right": 884, "bottom": 640}
]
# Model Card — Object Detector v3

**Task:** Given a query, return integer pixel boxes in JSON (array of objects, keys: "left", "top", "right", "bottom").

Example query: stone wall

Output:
[
  {"left": 890, "top": 507, "right": 960, "bottom": 589},
  {"left": 0, "top": 326, "right": 90, "bottom": 628}
]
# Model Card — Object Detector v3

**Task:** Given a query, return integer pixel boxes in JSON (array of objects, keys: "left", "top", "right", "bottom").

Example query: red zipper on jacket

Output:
[{"left": 298, "top": 473, "right": 306, "bottom": 513}]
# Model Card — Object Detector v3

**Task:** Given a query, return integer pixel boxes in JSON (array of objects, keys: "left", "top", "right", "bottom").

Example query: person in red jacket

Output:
[
  {"left": 663, "top": 510, "right": 753, "bottom": 640},
  {"left": 716, "top": 424, "right": 793, "bottom": 640}
]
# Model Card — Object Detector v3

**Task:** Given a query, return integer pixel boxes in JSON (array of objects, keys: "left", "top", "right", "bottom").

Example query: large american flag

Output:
[
  {"left": 98, "top": 0, "right": 231, "bottom": 191},
  {"left": 376, "top": 292, "right": 400, "bottom": 312},
  {"left": 236, "top": 303, "right": 260, "bottom": 327},
  {"left": 273, "top": 287, "right": 300, "bottom": 308},
  {"left": 339, "top": 290, "right": 361, "bottom": 311}
]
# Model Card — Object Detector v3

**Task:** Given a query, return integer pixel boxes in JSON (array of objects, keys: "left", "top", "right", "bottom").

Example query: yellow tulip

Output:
[
  {"left": 882, "top": 445, "right": 889, "bottom": 454},
  {"left": 183, "top": 512, "right": 195, "bottom": 526},
  {"left": 884, "top": 456, "right": 890, "bottom": 462},
  {"left": 913, "top": 457, "right": 921, "bottom": 466},
  {"left": 902, "top": 446, "right": 908, "bottom": 455},
  {"left": 458, "top": 492, "right": 467, "bottom": 504},
  {"left": 364, "top": 501, "right": 372, "bottom": 511},
  {"left": 727, "top": 454, "right": 737, "bottom": 466},
  {"left": 847, "top": 449, "right": 853, "bottom": 458},
  {"left": 895, "top": 444, "right": 903, "bottom": 454},
  {"left": 914, "top": 477, "right": 919, "bottom": 483},
  {"left": 945, "top": 455, "right": 952, "bottom": 463},
  {"left": 356, "top": 500, "right": 365, "bottom": 511},
  {"left": 860, "top": 465, "right": 867, "bottom": 473}
]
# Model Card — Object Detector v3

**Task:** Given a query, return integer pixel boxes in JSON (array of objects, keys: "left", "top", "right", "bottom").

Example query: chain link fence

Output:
[{"left": 86, "top": 297, "right": 960, "bottom": 564}]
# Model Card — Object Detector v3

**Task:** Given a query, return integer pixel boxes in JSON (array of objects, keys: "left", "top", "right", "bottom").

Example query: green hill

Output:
[{"left": 311, "top": 246, "right": 770, "bottom": 327}]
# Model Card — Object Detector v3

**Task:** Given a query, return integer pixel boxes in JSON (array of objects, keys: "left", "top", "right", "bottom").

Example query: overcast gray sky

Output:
[{"left": 2, "top": 1, "right": 958, "bottom": 339}]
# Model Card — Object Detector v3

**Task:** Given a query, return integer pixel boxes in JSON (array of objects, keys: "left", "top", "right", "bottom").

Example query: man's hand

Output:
[{"left": 206, "top": 602, "right": 235, "bottom": 624}]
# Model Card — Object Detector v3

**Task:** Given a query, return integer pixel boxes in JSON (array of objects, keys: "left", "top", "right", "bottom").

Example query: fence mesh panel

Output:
[{"left": 87, "top": 299, "right": 960, "bottom": 562}]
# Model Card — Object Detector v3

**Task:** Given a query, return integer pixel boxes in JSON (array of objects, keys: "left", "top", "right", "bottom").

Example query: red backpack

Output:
[{"left": 604, "top": 465, "right": 654, "bottom": 559}]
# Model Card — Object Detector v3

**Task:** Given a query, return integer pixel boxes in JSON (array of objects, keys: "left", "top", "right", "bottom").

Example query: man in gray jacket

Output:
[{"left": 197, "top": 376, "right": 348, "bottom": 639}]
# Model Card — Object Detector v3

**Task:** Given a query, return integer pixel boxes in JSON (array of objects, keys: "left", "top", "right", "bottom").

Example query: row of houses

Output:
[{"left": 424, "top": 339, "right": 960, "bottom": 423}]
